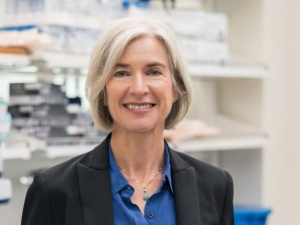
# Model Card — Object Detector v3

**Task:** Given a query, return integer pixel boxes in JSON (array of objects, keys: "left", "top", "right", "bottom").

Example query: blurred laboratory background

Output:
[{"left": 0, "top": 0, "right": 299, "bottom": 224}]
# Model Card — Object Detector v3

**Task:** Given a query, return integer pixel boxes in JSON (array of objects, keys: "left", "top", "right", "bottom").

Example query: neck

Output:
[{"left": 110, "top": 128, "right": 165, "bottom": 181}]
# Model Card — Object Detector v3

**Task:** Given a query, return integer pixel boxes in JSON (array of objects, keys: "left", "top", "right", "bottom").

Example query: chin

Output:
[
  {"left": 125, "top": 123, "right": 163, "bottom": 133},
  {"left": 127, "top": 126, "right": 154, "bottom": 133}
]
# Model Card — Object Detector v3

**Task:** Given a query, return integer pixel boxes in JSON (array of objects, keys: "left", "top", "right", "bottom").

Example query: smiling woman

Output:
[{"left": 21, "top": 18, "right": 234, "bottom": 225}]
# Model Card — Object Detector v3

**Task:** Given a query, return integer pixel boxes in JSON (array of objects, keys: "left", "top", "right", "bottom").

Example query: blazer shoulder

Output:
[{"left": 171, "top": 150, "right": 232, "bottom": 187}]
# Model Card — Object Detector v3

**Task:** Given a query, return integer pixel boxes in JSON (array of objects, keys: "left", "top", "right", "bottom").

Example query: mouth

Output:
[{"left": 124, "top": 104, "right": 155, "bottom": 110}]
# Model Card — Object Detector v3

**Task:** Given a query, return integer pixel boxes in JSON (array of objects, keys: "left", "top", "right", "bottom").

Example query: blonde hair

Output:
[{"left": 85, "top": 17, "right": 193, "bottom": 131}]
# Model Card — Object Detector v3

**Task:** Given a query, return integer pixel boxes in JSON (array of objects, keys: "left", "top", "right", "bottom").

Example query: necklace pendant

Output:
[
  {"left": 143, "top": 192, "right": 149, "bottom": 201},
  {"left": 118, "top": 164, "right": 164, "bottom": 202}
]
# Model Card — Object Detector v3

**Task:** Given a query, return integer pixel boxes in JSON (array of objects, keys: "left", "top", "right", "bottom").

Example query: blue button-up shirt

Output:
[{"left": 108, "top": 141, "right": 177, "bottom": 225}]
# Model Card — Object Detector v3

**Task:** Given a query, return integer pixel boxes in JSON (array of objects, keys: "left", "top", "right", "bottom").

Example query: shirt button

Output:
[
  {"left": 126, "top": 186, "right": 131, "bottom": 189},
  {"left": 147, "top": 212, "right": 154, "bottom": 219}
]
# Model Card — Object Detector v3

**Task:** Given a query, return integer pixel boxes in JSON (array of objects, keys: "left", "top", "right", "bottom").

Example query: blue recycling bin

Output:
[{"left": 234, "top": 206, "right": 272, "bottom": 225}]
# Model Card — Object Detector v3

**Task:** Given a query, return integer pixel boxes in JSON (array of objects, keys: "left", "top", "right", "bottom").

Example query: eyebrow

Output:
[
  {"left": 115, "top": 63, "right": 130, "bottom": 68},
  {"left": 115, "top": 62, "right": 167, "bottom": 69},
  {"left": 146, "top": 62, "right": 167, "bottom": 68}
]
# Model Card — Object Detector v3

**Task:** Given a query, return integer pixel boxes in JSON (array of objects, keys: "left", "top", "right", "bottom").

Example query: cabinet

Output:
[{"left": 0, "top": 0, "right": 268, "bottom": 207}]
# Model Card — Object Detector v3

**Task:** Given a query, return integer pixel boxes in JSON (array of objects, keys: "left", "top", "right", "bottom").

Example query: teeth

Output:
[{"left": 126, "top": 104, "right": 153, "bottom": 110}]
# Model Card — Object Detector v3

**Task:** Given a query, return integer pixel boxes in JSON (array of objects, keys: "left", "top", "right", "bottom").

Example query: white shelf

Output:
[
  {"left": 215, "top": 114, "right": 264, "bottom": 134},
  {"left": 32, "top": 51, "right": 91, "bottom": 69},
  {"left": 2, "top": 142, "right": 100, "bottom": 160},
  {"left": 0, "top": 53, "right": 30, "bottom": 66},
  {"left": 1, "top": 128, "right": 104, "bottom": 160},
  {"left": 188, "top": 63, "right": 269, "bottom": 79},
  {"left": 1, "top": 148, "right": 31, "bottom": 160},
  {"left": 1, "top": 129, "right": 45, "bottom": 160},
  {"left": 2, "top": 142, "right": 99, "bottom": 160},
  {"left": 0, "top": 52, "right": 90, "bottom": 70},
  {"left": 175, "top": 115, "right": 268, "bottom": 152},
  {"left": 176, "top": 135, "right": 267, "bottom": 152},
  {"left": 45, "top": 144, "right": 99, "bottom": 159}
]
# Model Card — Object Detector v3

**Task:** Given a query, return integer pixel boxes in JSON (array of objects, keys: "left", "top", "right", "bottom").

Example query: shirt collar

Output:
[
  {"left": 108, "top": 139, "right": 174, "bottom": 196},
  {"left": 163, "top": 141, "right": 174, "bottom": 193}
]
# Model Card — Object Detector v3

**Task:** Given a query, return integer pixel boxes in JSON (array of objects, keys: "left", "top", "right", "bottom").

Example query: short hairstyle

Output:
[{"left": 85, "top": 17, "right": 193, "bottom": 131}]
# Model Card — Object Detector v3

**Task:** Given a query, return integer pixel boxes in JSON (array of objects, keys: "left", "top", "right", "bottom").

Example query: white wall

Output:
[{"left": 262, "top": 0, "right": 300, "bottom": 224}]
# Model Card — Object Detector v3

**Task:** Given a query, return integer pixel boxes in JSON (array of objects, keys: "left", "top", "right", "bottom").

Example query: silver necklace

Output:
[{"left": 118, "top": 164, "right": 164, "bottom": 201}]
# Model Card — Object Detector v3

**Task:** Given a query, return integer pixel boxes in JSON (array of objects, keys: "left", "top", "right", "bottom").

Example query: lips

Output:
[{"left": 124, "top": 104, "right": 154, "bottom": 110}]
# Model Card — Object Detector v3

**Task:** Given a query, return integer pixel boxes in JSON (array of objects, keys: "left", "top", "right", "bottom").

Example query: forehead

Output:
[{"left": 118, "top": 35, "right": 169, "bottom": 64}]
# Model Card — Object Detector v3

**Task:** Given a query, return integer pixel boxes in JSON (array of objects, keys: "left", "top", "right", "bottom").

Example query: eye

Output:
[
  {"left": 148, "top": 70, "right": 162, "bottom": 76},
  {"left": 114, "top": 71, "right": 129, "bottom": 77}
]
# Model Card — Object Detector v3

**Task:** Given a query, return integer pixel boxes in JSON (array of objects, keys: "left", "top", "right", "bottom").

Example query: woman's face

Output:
[{"left": 105, "top": 35, "right": 177, "bottom": 134}]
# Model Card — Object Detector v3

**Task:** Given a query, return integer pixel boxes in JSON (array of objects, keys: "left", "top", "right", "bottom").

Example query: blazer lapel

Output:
[
  {"left": 77, "top": 135, "right": 114, "bottom": 225},
  {"left": 169, "top": 147, "right": 201, "bottom": 225}
]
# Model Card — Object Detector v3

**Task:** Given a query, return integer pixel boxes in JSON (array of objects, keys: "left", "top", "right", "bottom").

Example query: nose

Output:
[{"left": 128, "top": 74, "right": 149, "bottom": 97}]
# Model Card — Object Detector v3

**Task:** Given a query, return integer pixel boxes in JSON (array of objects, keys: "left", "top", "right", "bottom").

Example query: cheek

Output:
[
  {"left": 106, "top": 95, "right": 121, "bottom": 112},
  {"left": 158, "top": 85, "right": 176, "bottom": 108},
  {"left": 105, "top": 88, "right": 119, "bottom": 116},
  {"left": 106, "top": 83, "right": 121, "bottom": 102}
]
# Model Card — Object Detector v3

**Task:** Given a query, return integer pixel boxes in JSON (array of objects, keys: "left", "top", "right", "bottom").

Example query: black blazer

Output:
[{"left": 21, "top": 135, "right": 234, "bottom": 225}]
